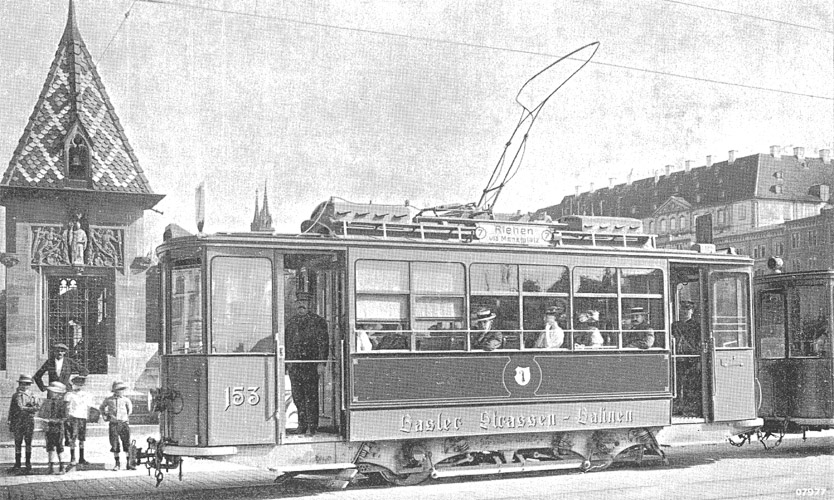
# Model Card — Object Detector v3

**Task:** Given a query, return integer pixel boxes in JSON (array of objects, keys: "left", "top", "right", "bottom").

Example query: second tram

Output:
[
  {"left": 146, "top": 200, "right": 762, "bottom": 485},
  {"left": 754, "top": 268, "right": 833, "bottom": 447}
]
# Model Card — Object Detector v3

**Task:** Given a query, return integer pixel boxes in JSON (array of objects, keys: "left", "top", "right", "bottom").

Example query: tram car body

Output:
[
  {"left": 152, "top": 200, "right": 761, "bottom": 483},
  {"left": 755, "top": 269, "right": 834, "bottom": 439}
]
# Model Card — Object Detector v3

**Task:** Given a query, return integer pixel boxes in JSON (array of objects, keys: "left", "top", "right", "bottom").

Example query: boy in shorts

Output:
[
  {"left": 38, "top": 381, "right": 68, "bottom": 474},
  {"left": 64, "top": 374, "right": 95, "bottom": 468},
  {"left": 100, "top": 381, "right": 133, "bottom": 471},
  {"left": 7, "top": 375, "right": 39, "bottom": 474}
]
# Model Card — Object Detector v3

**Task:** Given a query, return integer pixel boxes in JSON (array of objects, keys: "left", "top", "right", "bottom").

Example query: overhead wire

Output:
[
  {"left": 96, "top": 0, "right": 138, "bottom": 64},
  {"left": 661, "top": 0, "right": 833, "bottom": 34},
  {"left": 133, "top": 0, "right": 833, "bottom": 101}
]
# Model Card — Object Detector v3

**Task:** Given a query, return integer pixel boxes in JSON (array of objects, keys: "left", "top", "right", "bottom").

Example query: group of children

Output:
[{"left": 7, "top": 374, "right": 134, "bottom": 475}]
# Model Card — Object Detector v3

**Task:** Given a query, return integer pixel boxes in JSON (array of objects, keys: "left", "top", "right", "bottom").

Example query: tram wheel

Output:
[{"left": 379, "top": 468, "right": 431, "bottom": 486}]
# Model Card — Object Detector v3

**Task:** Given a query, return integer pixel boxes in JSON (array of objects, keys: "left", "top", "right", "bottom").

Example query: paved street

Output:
[{"left": 0, "top": 432, "right": 831, "bottom": 500}]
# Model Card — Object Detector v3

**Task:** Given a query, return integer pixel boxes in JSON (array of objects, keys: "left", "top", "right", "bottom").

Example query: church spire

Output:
[
  {"left": 260, "top": 181, "right": 273, "bottom": 231},
  {"left": 249, "top": 182, "right": 274, "bottom": 232},
  {"left": 250, "top": 188, "right": 261, "bottom": 231}
]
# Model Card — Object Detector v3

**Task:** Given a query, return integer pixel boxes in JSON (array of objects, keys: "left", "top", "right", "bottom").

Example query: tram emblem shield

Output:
[{"left": 514, "top": 366, "right": 531, "bottom": 386}]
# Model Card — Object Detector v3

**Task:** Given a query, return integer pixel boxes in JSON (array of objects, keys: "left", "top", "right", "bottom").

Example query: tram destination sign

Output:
[{"left": 474, "top": 222, "right": 553, "bottom": 246}]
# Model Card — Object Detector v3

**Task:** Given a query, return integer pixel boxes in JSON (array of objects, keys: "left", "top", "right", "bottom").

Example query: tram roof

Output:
[
  {"left": 157, "top": 200, "right": 752, "bottom": 265},
  {"left": 156, "top": 229, "right": 753, "bottom": 266}
]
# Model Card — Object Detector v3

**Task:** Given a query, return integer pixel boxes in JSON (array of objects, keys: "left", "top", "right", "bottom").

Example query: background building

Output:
[{"left": 535, "top": 147, "right": 833, "bottom": 273}]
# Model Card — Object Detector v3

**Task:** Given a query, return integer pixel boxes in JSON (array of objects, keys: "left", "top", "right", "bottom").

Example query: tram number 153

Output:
[{"left": 223, "top": 386, "right": 261, "bottom": 411}]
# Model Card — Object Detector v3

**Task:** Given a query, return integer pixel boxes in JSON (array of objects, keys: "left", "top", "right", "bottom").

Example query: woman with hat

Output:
[
  {"left": 7, "top": 375, "right": 39, "bottom": 473},
  {"left": 472, "top": 307, "right": 503, "bottom": 351},
  {"left": 33, "top": 342, "right": 88, "bottom": 393},
  {"left": 38, "top": 381, "right": 68, "bottom": 474},
  {"left": 534, "top": 305, "right": 565, "bottom": 348},
  {"left": 575, "top": 309, "right": 604, "bottom": 348},
  {"left": 100, "top": 381, "right": 134, "bottom": 471}
]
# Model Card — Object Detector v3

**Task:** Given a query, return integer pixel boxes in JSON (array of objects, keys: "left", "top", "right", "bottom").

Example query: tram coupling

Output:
[{"left": 129, "top": 437, "right": 183, "bottom": 487}]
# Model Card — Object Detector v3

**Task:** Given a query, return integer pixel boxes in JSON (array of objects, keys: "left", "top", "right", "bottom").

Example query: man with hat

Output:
[
  {"left": 285, "top": 300, "right": 329, "bottom": 435},
  {"left": 471, "top": 307, "right": 503, "bottom": 351},
  {"left": 100, "top": 381, "right": 134, "bottom": 470},
  {"left": 625, "top": 307, "right": 655, "bottom": 349},
  {"left": 534, "top": 305, "right": 565, "bottom": 349},
  {"left": 672, "top": 301, "right": 700, "bottom": 355},
  {"left": 33, "top": 342, "right": 88, "bottom": 393},
  {"left": 64, "top": 374, "right": 95, "bottom": 468},
  {"left": 7, "top": 374, "right": 39, "bottom": 473},
  {"left": 38, "top": 381, "right": 68, "bottom": 474}
]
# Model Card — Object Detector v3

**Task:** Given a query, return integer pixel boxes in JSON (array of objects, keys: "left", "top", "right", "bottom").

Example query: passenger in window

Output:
[
  {"left": 376, "top": 325, "right": 409, "bottom": 350},
  {"left": 814, "top": 332, "right": 830, "bottom": 357},
  {"left": 355, "top": 324, "right": 375, "bottom": 352},
  {"left": 625, "top": 307, "right": 655, "bottom": 349},
  {"left": 471, "top": 308, "right": 503, "bottom": 351},
  {"left": 672, "top": 301, "right": 700, "bottom": 354},
  {"left": 575, "top": 310, "right": 603, "bottom": 348},
  {"left": 535, "top": 306, "right": 565, "bottom": 349}
]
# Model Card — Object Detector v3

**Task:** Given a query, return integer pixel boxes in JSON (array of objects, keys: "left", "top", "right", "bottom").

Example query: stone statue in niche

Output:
[
  {"left": 68, "top": 134, "right": 89, "bottom": 179},
  {"left": 68, "top": 220, "right": 88, "bottom": 266}
]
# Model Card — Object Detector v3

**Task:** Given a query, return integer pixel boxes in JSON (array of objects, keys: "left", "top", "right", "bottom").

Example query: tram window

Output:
[
  {"left": 210, "top": 257, "right": 272, "bottom": 353},
  {"left": 523, "top": 297, "right": 569, "bottom": 348},
  {"left": 621, "top": 298, "right": 665, "bottom": 349},
  {"left": 620, "top": 268, "right": 663, "bottom": 294},
  {"left": 170, "top": 263, "right": 202, "bottom": 354},
  {"left": 471, "top": 264, "right": 519, "bottom": 293},
  {"left": 787, "top": 285, "right": 829, "bottom": 358},
  {"left": 356, "top": 261, "right": 408, "bottom": 292},
  {"left": 520, "top": 265, "right": 569, "bottom": 293},
  {"left": 470, "top": 296, "right": 520, "bottom": 347},
  {"left": 573, "top": 267, "right": 617, "bottom": 294},
  {"left": 572, "top": 297, "right": 618, "bottom": 347},
  {"left": 711, "top": 273, "right": 750, "bottom": 348},
  {"left": 758, "top": 291, "right": 786, "bottom": 358}
]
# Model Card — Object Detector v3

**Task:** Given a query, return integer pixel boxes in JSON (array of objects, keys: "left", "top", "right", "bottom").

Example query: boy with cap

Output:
[
  {"left": 7, "top": 375, "right": 39, "bottom": 473},
  {"left": 38, "top": 381, "right": 68, "bottom": 474},
  {"left": 64, "top": 374, "right": 95, "bottom": 468},
  {"left": 100, "top": 381, "right": 133, "bottom": 470}
]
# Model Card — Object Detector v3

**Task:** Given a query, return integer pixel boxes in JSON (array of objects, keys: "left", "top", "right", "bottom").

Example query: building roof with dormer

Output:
[
  {"left": 535, "top": 151, "right": 833, "bottom": 220},
  {"left": 1, "top": 1, "right": 160, "bottom": 201}
]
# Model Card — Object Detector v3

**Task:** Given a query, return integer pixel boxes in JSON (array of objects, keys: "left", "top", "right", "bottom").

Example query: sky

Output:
[{"left": 0, "top": 0, "right": 832, "bottom": 244}]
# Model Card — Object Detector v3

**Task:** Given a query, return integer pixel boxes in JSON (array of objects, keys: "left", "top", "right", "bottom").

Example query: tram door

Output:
[
  {"left": 671, "top": 265, "right": 755, "bottom": 422},
  {"left": 279, "top": 252, "right": 345, "bottom": 440}
]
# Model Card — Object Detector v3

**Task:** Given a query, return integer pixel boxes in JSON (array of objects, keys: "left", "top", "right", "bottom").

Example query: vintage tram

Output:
[
  {"left": 146, "top": 199, "right": 761, "bottom": 485},
  {"left": 753, "top": 267, "right": 833, "bottom": 447}
]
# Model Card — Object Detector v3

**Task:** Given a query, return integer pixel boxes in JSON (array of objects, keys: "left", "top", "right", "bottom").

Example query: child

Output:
[
  {"left": 100, "top": 381, "right": 133, "bottom": 471},
  {"left": 7, "top": 375, "right": 39, "bottom": 474},
  {"left": 38, "top": 381, "right": 68, "bottom": 474},
  {"left": 64, "top": 374, "right": 95, "bottom": 468}
]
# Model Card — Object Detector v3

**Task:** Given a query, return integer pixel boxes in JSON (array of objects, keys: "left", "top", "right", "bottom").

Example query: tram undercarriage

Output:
[{"left": 149, "top": 426, "right": 669, "bottom": 487}]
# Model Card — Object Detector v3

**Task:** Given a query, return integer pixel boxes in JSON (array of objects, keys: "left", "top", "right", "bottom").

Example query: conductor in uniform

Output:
[{"left": 286, "top": 300, "right": 329, "bottom": 435}]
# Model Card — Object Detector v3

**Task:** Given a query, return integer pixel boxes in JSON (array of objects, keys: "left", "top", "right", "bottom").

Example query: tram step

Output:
[{"left": 431, "top": 458, "right": 584, "bottom": 478}]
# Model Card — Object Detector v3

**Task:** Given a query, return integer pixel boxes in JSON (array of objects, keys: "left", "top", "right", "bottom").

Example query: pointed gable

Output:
[{"left": 2, "top": 1, "right": 154, "bottom": 194}]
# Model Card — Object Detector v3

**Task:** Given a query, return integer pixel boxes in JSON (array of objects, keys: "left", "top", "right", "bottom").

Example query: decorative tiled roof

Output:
[
  {"left": 2, "top": 1, "right": 155, "bottom": 194},
  {"left": 536, "top": 152, "right": 834, "bottom": 220}
]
